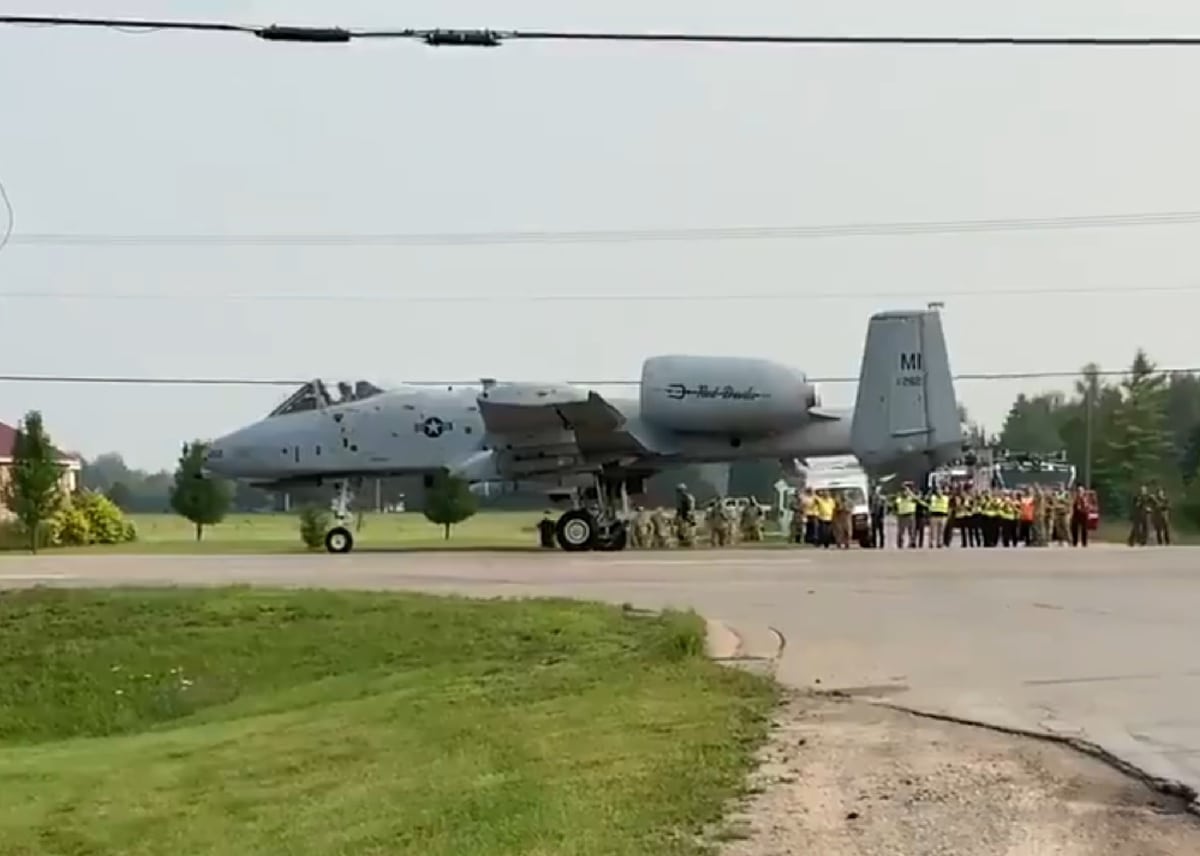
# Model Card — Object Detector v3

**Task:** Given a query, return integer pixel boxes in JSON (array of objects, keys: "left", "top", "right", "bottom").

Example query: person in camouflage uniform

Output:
[
  {"left": 741, "top": 497, "right": 765, "bottom": 543},
  {"left": 673, "top": 484, "right": 697, "bottom": 547},
  {"left": 1030, "top": 487, "right": 1047, "bottom": 547},
  {"left": 650, "top": 507, "right": 672, "bottom": 548},
  {"left": 706, "top": 500, "right": 731, "bottom": 547},
  {"left": 631, "top": 506, "right": 653, "bottom": 549},
  {"left": 1128, "top": 485, "right": 1153, "bottom": 547},
  {"left": 1051, "top": 488, "right": 1070, "bottom": 545},
  {"left": 1041, "top": 488, "right": 1055, "bottom": 547},
  {"left": 1151, "top": 487, "right": 1172, "bottom": 545},
  {"left": 790, "top": 491, "right": 807, "bottom": 544}
]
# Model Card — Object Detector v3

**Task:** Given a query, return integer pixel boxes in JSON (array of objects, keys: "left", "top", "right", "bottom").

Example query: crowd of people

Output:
[
  {"left": 852, "top": 482, "right": 1100, "bottom": 549},
  {"left": 539, "top": 479, "right": 1176, "bottom": 551},
  {"left": 790, "top": 480, "right": 1171, "bottom": 549}
]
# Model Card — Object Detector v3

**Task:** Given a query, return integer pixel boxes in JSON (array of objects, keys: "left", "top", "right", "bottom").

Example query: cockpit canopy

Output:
[{"left": 267, "top": 379, "right": 385, "bottom": 417}]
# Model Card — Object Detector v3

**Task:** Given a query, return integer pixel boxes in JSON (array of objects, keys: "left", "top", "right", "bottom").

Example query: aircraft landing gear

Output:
[
  {"left": 552, "top": 475, "right": 631, "bottom": 552},
  {"left": 556, "top": 508, "right": 597, "bottom": 552},
  {"left": 325, "top": 479, "right": 358, "bottom": 554}
]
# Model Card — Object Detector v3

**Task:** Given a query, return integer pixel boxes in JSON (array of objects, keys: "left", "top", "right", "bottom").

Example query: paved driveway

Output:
[{"left": 3, "top": 545, "right": 1198, "bottom": 799}]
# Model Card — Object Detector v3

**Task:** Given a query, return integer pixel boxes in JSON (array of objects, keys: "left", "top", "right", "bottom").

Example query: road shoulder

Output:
[{"left": 713, "top": 690, "right": 1200, "bottom": 855}]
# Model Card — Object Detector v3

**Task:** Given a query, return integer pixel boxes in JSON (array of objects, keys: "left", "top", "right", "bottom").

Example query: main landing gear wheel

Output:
[
  {"left": 556, "top": 509, "right": 597, "bottom": 552},
  {"left": 325, "top": 526, "right": 354, "bottom": 554}
]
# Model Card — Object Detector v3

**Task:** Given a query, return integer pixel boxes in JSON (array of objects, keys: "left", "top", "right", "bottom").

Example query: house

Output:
[{"left": 0, "top": 420, "right": 82, "bottom": 520}]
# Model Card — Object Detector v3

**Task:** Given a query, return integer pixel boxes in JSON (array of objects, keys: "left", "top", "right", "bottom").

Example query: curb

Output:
[{"left": 706, "top": 618, "right": 787, "bottom": 670}]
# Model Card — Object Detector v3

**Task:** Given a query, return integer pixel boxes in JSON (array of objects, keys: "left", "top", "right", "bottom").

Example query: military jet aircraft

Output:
[{"left": 202, "top": 308, "right": 962, "bottom": 553}]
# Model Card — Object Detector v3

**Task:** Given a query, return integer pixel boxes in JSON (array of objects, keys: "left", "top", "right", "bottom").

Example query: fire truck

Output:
[{"left": 927, "top": 449, "right": 1099, "bottom": 529}]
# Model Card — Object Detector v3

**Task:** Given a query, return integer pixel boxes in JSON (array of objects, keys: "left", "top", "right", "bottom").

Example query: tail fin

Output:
[{"left": 850, "top": 309, "right": 963, "bottom": 480}]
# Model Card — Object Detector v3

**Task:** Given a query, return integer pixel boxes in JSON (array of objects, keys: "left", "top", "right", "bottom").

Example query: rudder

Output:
[{"left": 850, "top": 309, "right": 962, "bottom": 480}]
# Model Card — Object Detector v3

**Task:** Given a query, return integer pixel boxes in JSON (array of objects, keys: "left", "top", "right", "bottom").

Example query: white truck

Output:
[{"left": 776, "top": 455, "right": 873, "bottom": 548}]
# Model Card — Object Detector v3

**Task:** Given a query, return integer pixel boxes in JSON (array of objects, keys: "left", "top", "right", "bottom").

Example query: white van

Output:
[{"left": 796, "top": 456, "right": 873, "bottom": 547}]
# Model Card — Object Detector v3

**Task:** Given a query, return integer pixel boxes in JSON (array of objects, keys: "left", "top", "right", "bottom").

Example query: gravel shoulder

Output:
[{"left": 718, "top": 690, "right": 1200, "bottom": 856}]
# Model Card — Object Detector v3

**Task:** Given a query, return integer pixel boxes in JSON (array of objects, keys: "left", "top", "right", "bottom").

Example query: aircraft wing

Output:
[{"left": 475, "top": 383, "right": 650, "bottom": 478}]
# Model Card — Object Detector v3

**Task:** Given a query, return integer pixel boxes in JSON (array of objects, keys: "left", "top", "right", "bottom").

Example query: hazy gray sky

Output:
[{"left": 3, "top": 0, "right": 1200, "bottom": 471}]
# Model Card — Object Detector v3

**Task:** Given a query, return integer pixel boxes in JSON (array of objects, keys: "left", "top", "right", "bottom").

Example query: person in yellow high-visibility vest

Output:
[
  {"left": 927, "top": 486, "right": 949, "bottom": 548},
  {"left": 814, "top": 489, "right": 835, "bottom": 548},
  {"left": 800, "top": 489, "right": 818, "bottom": 545}
]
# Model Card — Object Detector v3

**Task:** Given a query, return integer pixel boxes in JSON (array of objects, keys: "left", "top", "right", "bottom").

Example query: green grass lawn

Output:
[
  {"left": 61, "top": 511, "right": 548, "bottom": 554},
  {"left": 0, "top": 588, "right": 775, "bottom": 856},
  {"left": 1, "top": 511, "right": 800, "bottom": 555}
]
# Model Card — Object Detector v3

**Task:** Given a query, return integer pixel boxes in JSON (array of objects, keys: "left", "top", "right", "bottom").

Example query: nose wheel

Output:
[
  {"left": 325, "top": 479, "right": 359, "bottom": 554},
  {"left": 325, "top": 526, "right": 354, "bottom": 554}
]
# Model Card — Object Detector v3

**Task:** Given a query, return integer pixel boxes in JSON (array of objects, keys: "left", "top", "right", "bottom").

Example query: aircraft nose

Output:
[{"left": 201, "top": 436, "right": 232, "bottom": 475}]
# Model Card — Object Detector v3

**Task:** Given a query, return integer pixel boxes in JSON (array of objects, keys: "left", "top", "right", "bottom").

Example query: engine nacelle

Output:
[{"left": 639, "top": 354, "right": 817, "bottom": 435}]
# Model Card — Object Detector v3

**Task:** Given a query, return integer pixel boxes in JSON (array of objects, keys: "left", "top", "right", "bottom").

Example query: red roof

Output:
[
  {"left": 0, "top": 421, "right": 80, "bottom": 462},
  {"left": 0, "top": 422, "right": 16, "bottom": 458}
]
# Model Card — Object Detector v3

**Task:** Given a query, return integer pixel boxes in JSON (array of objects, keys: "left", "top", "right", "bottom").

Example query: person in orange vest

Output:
[{"left": 1019, "top": 491, "right": 1035, "bottom": 546}]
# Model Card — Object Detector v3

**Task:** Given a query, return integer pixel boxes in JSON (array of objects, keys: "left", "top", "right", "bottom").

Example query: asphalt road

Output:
[{"left": 3, "top": 544, "right": 1198, "bottom": 802}]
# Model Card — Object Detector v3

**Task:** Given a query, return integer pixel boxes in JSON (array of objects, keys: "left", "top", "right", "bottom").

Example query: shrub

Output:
[
  {"left": 75, "top": 491, "right": 128, "bottom": 545},
  {"left": 122, "top": 520, "right": 138, "bottom": 543},
  {"left": 55, "top": 506, "right": 93, "bottom": 546},
  {"left": 0, "top": 520, "right": 25, "bottom": 550},
  {"left": 299, "top": 505, "right": 332, "bottom": 550}
]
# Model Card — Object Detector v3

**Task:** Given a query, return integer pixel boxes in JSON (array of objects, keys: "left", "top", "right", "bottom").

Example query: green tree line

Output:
[{"left": 996, "top": 350, "right": 1200, "bottom": 527}]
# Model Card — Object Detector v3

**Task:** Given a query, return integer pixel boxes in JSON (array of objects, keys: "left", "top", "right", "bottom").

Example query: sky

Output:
[{"left": 3, "top": 0, "right": 1200, "bottom": 471}]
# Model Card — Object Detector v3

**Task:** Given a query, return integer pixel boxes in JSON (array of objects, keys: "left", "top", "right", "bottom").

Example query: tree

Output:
[
  {"left": 422, "top": 473, "right": 478, "bottom": 539},
  {"left": 298, "top": 505, "right": 332, "bottom": 550},
  {"left": 104, "top": 480, "right": 133, "bottom": 511},
  {"left": 999, "top": 392, "right": 1069, "bottom": 453},
  {"left": 1096, "top": 350, "right": 1175, "bottom": 510},
  {"left": 2, "top": 411, "right": 64, "bottom": 552},
  {"left": 169, "top": 441, "right": 232, "bottom": 541}
]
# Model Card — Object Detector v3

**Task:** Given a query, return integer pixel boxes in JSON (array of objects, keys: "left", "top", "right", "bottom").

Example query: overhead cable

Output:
[
  {"left": 0, "top": 368, "right": 1193, "bottom": 388},
  {"left": 6, "top": 15, "right": 1200, "bottom": 49},
  {"left": 12, "top": 209, "right": 1200, "bottom": 249},
  {"left": 1, "top": 283, "right": 1197, "bottom": 305}
]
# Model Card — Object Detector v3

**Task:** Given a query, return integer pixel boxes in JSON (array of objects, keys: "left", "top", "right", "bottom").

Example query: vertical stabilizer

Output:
[{"left": 850, "top": 309, "right": 962, "bottom": 480}]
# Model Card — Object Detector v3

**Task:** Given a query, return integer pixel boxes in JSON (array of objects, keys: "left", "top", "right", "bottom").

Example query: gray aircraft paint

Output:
[{"left": 202, "top": 309, "right": 962, "bottom": 488}]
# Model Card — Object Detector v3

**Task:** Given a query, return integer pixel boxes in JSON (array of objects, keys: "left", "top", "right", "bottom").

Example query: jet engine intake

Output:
[{"left": 639, "top": 354, "right": 815, "bottom": 435}]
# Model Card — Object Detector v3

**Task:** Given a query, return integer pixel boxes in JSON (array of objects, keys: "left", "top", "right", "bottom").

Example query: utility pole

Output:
[{"left": 1083, "top": 378, "right": 1095, "bottom": 489}]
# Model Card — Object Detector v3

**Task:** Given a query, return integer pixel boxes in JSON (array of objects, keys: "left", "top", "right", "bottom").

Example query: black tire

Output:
[
  {"left": 556, "top": 509, "right": 597, "bottom": 552},
  {"left": 596, "top": 521, "right": 629, "bottom": 552},
  {"left": 325, "top": 526, "right": 354, "bottom": 554}
]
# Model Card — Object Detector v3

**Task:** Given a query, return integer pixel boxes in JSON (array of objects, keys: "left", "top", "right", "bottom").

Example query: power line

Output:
[
  {"left": 11, "top": 210, "right": 1200, "bottom": 249},
  {"left": 0, "top": 368, "right": 1195, "bottom": 388},
  {"left": 0, "top": 283, "right": 1196, "bottom": 305},
  {"left": 7, "top": 15, "right": 1200, "bottom": 49}
]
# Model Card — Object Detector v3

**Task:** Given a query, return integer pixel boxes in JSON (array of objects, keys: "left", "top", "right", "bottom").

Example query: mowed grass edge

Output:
[{"left": 0, "top": 587, "right": 777, "bottom": 856}]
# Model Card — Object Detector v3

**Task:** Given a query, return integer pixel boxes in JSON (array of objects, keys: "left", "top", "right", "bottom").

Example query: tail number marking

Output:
[{"left": 897, "top": 352, "right": 924, "bottom": 387}]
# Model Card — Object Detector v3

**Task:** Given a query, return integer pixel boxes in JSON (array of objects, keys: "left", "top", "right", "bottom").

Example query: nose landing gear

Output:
[{"left": 324, "top": 479, "right": 358, "bottom": 554}]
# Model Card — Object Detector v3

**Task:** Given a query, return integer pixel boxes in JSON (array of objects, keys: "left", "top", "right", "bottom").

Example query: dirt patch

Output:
[{"left": 717, "top": 691, "right": 1200, "bottom": 856}]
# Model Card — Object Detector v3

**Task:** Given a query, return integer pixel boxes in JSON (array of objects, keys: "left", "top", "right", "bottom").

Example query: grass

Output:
[
  {"left": 4, "top": 509, "right": 1192, "bottom": 555},
  {"left": 0, "top": 511, "right": 550, "bottom": 555},
  {"left": 0, "top": 587, "right": 776, "bottom": 856},
  {"left": 1, "top": 511, "right": 803, "bottom": 555}
]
